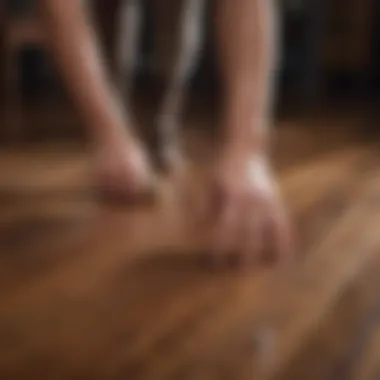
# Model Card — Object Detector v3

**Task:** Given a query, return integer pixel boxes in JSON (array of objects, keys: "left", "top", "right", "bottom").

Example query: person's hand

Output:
[
  {"left": 200, "top": 148, "right": 292, "bottom": 267},
  {"left": 95, "top": 139, "right": 155, "bottom": 201}
]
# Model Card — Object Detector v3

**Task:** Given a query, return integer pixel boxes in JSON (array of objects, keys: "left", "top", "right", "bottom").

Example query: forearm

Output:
[
  {"left": 39, "top": 0, "right": 131, "bottom": 146},
  {"left": 215, "top": 0, "right": 278, "bottom": 154}
]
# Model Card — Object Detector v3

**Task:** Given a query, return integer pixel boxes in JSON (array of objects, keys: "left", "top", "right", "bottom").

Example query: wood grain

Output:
[{"left": 0, "top": 118, "right": 379, "bottom": 379}]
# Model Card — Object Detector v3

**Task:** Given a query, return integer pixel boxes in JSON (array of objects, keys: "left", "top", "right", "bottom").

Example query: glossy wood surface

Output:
[{"left": 0, "top": 114, "right": 379, "bottom": 380}]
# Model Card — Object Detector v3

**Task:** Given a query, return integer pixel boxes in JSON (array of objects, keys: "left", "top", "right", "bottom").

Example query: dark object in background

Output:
[
  {"left": 6, "top": 0, "right": 34, "bottom": 15},
  {"left": 19, "top": 47, "right": 53, "bottom": 100},
  {"left": 324, "top": 0, "right": 374, "bottom": 100},
  {"left": 280, "top": 0, "right": 324, "bottom": 105},
  {"left": 370, "top": 0, "right": 380, "bottom": 98},
  {"left": 9, "top": 0, "right": 378, "bottom": 106},
  {"left": 5, "top": 0, "right": 50, "bottom": 101}
]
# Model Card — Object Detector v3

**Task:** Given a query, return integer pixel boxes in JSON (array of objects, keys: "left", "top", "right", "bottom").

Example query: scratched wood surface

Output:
[{"left": 0, "top": 117, "right": 380, "bottom": 380}]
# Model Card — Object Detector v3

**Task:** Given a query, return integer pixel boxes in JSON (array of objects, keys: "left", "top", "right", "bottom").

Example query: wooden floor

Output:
[{"left": 1, "top": 113, "right": 380, "bottom": 380}]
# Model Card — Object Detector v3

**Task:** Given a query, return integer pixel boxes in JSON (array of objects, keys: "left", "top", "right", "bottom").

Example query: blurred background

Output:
[{"left": 0, "top": 0, "right": 379, "bottom": 144}]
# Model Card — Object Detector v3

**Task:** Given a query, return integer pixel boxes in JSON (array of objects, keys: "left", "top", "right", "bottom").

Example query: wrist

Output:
[
  {"left": 221, "top": 112, "right": 268, "bottom": 153},
  {"left": 87, "top": 106, "right": 136, "bottom": 149},
  {"left": 221, "top": 129, "right": 268, "bottom": 160}
]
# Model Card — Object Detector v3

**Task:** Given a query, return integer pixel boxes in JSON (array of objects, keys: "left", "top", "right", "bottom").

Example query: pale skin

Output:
[{"left": 38, "top": 0, "right": 292, "bottom": 265}]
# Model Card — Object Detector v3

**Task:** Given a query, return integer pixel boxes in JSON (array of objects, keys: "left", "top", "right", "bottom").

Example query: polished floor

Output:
[{"left": 0, "top": 111, "right": 380, "bottom": 379}]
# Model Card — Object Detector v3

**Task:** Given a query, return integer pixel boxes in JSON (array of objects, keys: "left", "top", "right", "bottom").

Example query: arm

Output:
[
  {"left": 215, "top": 0, "right": 278, "bottom": 155},
  {"left": 38, "top": 0, "right": 134, "bottom": 148},
  {"left": 203, "top": 0, "right": 290, "bottom": 266},
  {"left": 38, "top": 0, "right": 153, "bottom": 199}
]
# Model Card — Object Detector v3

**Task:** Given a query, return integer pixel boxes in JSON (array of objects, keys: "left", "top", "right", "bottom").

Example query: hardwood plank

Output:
[
  {"left": 354, "top": 324, "right": 380, "bottom": 380},
  {"left": 278, "top": 251, "right": 380, "bottom": 380},
  {"left": 0, "top": 124, "right": 378, "bottom": 379},
  {"left": 130, "top": 171, "right": 380, "bottom": 380}
]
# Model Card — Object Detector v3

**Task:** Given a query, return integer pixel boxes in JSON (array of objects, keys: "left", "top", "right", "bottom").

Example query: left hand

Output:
[{"left": 199, "top": 148, "right": 292, "bottom": 267}]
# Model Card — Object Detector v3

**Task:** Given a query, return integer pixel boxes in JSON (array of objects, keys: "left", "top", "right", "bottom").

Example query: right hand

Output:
[{"left": 95, "top": 140, "right": 155, "bottom": 201}]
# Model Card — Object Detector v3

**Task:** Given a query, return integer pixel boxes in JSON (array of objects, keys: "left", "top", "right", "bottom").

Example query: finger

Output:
[
  {"left": 181, "top": 183, "right": 210, "bottom": 237},
  {"left": 240, "top": 208, "right": 264, "bottom": 268},
  {"left": 212, "top": 198, "right": 240, "bottom": 266},
  {"left": 267, "top": 203, "right": 294, "bottom": 266},
  {"left": 195, "top": 179, "right": 225, "bottom": 230}
]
